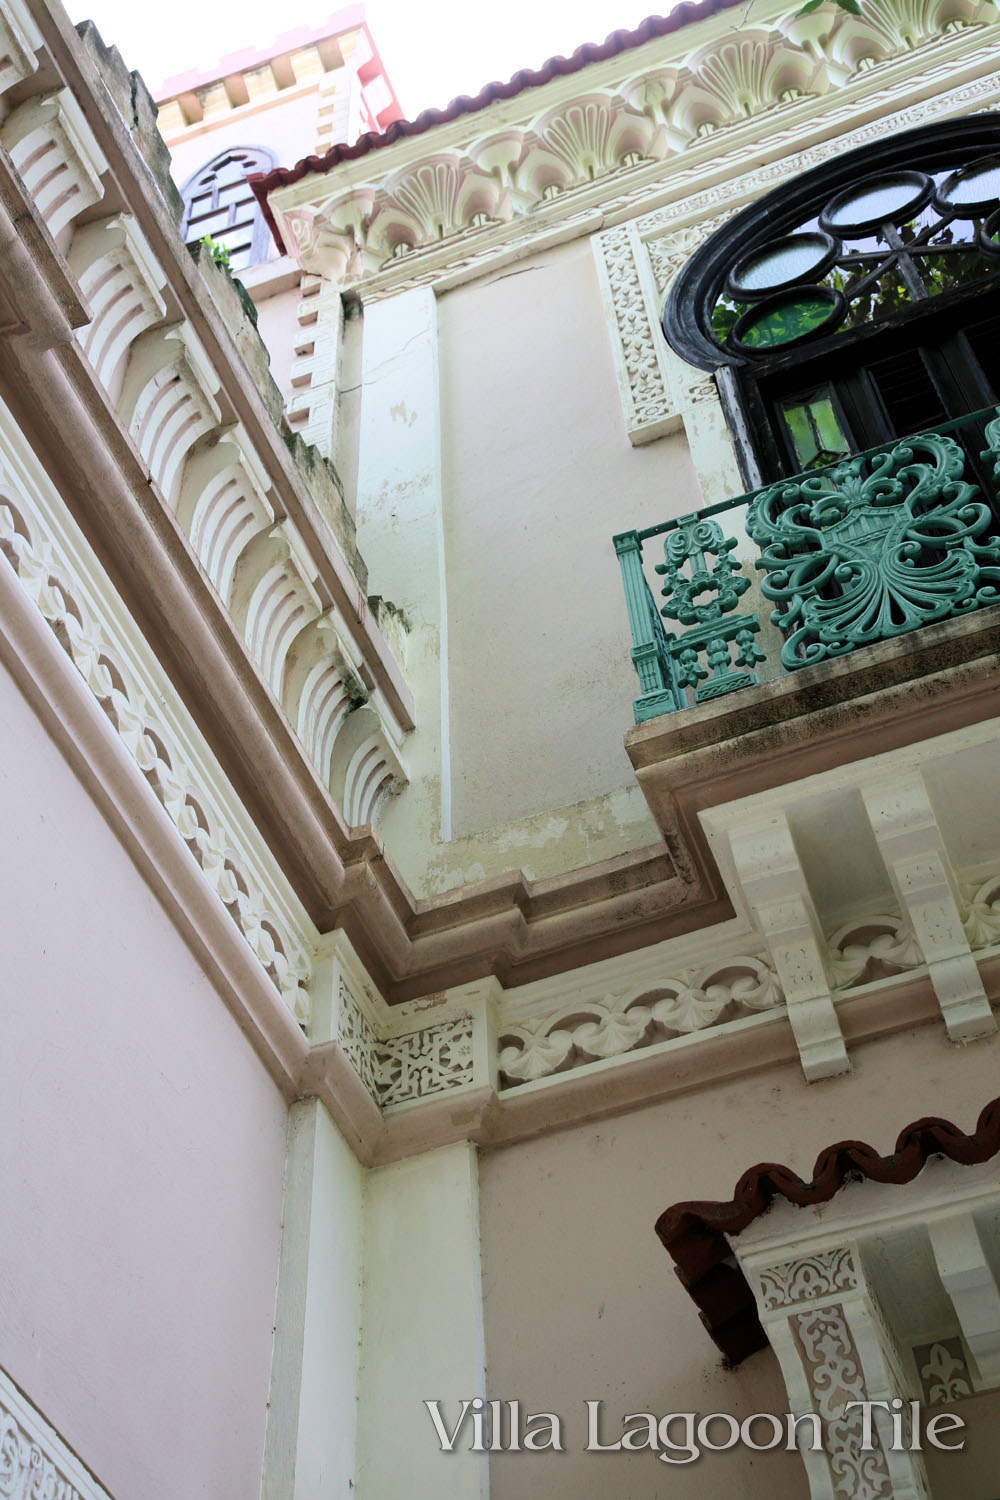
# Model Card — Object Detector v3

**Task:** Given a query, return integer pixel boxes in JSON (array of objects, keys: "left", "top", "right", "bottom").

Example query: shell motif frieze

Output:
[{"left": 278, "top": 0, "right": 998, "bottom": 282}]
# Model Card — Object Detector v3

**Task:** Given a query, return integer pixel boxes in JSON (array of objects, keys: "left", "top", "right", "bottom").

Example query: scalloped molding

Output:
[{"left": 0, "top": 396, "right": 318, "bottom": 1025}]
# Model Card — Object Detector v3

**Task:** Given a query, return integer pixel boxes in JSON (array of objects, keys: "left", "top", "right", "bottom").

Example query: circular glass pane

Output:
[
  {"left": 935, "top": 156, "right": 1000, "bottom": 218},
  {"left": 731, "top": 287, "right": 843, "bottom": 352},
  {"left": 727, "top": 231, "right": 838, "bottom": 299},
  {"left": 820, "top": 171, "right": 932, "bottom": 235}
]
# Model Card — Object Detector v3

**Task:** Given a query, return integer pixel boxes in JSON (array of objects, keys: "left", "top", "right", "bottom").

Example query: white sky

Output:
[{"left": 64, "top": 0, "right": 666, "bottom": 120}]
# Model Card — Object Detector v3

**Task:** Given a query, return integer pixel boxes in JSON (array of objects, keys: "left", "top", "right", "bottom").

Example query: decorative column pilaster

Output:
[
  {"left": 262, "top": 1099, "right": 366, "bottom": 1500},
  {"left": 750, "top": 1245, "right": 930, "bottom": 1500},
  {"left": 356, "top": 1142, "right": 490, "bottom": 1500},
  {"left": 613, "top": 529, "right": 681, "bottom": 722}
]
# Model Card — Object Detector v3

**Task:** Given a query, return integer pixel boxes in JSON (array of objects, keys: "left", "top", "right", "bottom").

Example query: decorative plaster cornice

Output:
[
  {"left": 260, "top": 1, "right": 999, "bottom": 292},
  {"left": 22, "top": 1, "right": 413, "bottom": 745},
  {"left": 498, "top": 952, "right": 783, "bottom": 1086},
  {"left": 0, "top": 392, "right": 317, "bottom": 1026}
]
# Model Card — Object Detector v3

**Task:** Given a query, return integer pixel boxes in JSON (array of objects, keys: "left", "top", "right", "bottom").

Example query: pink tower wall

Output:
[{"left": 0, "top": 655, "right": 289, "bottom": 1499}]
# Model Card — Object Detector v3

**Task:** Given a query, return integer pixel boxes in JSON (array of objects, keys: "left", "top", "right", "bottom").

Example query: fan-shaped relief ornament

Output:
[
  {"left": 963, "top": 870, "right": 1000, "bottom": 948},
  {"left": 571, "top": 1005, "right": 656, "bottom": 1059},
  {"left": 512, "top": 145, "right": 575, "bottom": 209},
  {"left": 827, "top": 914, "right": 924, "bottom": 986},
  {"left": 647, "top": 957, "right": 785, "bottom": 1032},
  {"left": 645, "top": 214, "right": 733, "bottom": 294},
  {"left": 667, "top": 31, "right": 819, "bottom": 142},
  {"left": 281, "top": 205, "right": 365, "bottom": 282},
  {"left": 649, "top": 985, "right": 729, "bottom": 1031},
  {"left": 530, "top": 93, "right": 657, "bottom": 186},
  {"left": 688, "top": 31, "right": 817, "bottom": 119},
  {"left": 498, "top": 1016, "right": 579, "bottom": 1084},
  {"left": 825, "top": 0, "right": 992, "bottom": 71},
  {"left": 366, "top": 154, "right": 508, "bottom": 262},
  {"left": 746, "top": 431, "right": 1000, "bottom": 669},
  {"left": 296, "top": 184, "right": 379, "bottom": 281},
  {"left": 723, "top": 957, "right": 786, "bottom": 1010}
]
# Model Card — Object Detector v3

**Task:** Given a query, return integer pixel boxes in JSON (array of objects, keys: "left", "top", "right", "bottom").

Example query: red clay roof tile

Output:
[
  {"left": 656, "top": 1096, "right": 1000, "bottom": 1365},
  {"left": 249, "top": 0, "right": 748, "bottom": 250}
]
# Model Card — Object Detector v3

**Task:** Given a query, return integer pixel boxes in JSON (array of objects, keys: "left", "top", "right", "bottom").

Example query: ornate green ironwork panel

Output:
[
  {"left": 656, "top": 518, "right": 752, "bottom": 625},
  {"left": 746, "top": 429, "right": 1000, "bottom": 669},
  {"left": 615, "top": 518, "right": 765, "bottom": 721},
  {"left": 984, "top": 411, "right": 1000, "bottom": 487},
  {"left": 655, "top": 518, "right": 764, "bottom": 703}
]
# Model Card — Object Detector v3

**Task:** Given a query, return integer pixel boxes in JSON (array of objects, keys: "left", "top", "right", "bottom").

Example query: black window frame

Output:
[{"left": 662, "top": 115, "right": 1000, "bottom": 486}]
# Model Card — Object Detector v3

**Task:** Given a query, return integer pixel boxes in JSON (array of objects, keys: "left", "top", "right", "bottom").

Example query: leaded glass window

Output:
[
  {"left": 710, "top": 161, "right": 1000, "bottom": 357},
  {"left": 662, "top": 117, "right": 1000, "bottom": 485},
  {"left": 180, "top": 146, "right": 275, "bottom": 272}
]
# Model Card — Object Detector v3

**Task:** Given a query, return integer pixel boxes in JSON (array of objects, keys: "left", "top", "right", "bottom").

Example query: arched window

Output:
[
  {"left": 663, "top": 116, "right": 1000, "bottom": 486},
  {"left": 179, "top": 146, "right": 276, "bottom": 273}
]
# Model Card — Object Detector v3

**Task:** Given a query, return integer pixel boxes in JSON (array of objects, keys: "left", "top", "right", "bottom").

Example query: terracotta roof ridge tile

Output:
[
  {"left": 250, "top": 0, "right": 746, "bottom": 215},
  {"left": 655, "top": 1097, "right": 1000, "bottom": 1366}
]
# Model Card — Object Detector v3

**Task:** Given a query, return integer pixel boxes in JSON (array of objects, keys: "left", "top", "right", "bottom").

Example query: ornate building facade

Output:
[{"left": 2, "top": 0, "right": 1000, "bottom": 1497}]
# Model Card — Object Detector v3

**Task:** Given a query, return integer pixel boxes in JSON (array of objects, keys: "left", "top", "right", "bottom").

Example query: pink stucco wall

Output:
[
  {"left": 479, "top": 1023, "right": 1000, "bottom": 1500},
  {"left": 0, "top": 657, "right": 288, "bottom": 1498}
]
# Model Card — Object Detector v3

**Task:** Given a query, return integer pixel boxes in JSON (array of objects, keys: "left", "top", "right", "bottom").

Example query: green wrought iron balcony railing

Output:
[{"left": 614, "top": 407, "right": 1000, "bottom": 725}]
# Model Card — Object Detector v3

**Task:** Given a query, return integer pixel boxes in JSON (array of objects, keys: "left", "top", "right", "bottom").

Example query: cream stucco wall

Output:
[
  {"left": 479, "top": 1023, "right": 1000, "bottom": 1500},
  {"left": 264, "top": 1099, "right": 365, "bottom": 1500},
  {"left": 0, "top": 655, "right": 288, "bottom": 1500},
  {"left": 437, "top": 234, "right": 701, "bottom": 838}
]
